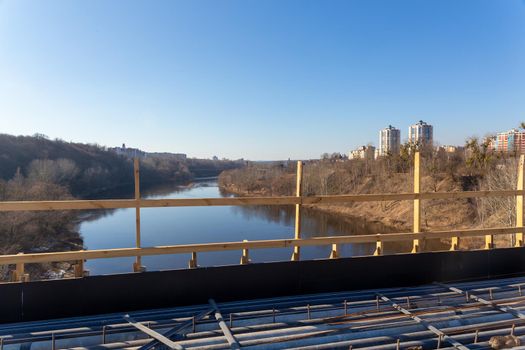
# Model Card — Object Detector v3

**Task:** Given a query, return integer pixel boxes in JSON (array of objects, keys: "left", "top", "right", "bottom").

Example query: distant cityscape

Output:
[
  {"left": 349, "top": 120, "right": 438, "bottom": 160},
  {"left": 349, "top": 121, "right": 525, "bottom": 160},
  {"left": 108, "top": 127, "right": 525, "bottom": 163}
]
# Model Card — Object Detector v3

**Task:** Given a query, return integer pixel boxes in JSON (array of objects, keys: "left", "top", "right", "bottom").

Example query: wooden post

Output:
[
  {"left": 450, "top": 236, "right": 459, "bottom": 251},
  {"left": 411, "top": 152, "right": 421, "bottom": 253},
  {"left": 74, "top": 259, "right": 85, "bottom": 278},
  {"left": 485, "top": 233, "right": 494, "bottom": 249},
  {"left": 13, "top": 253, "right": 25, "bottom": 282},
  {"left": 11, "top": 253, "right": 29, "bottom": 282},
  {"left": 374, "top": 241, "right": 382, "bottom": 256},
  {"left": 516, "top": 154, "right": 524, "bottom": 247},
  {"left": 188, "top": 252, "right": 197, "bottom": 268},
  {"left": 240, "top": 240, "right": 250, "bottom": 264},
  {"left": 450, "top": 150, "right": 460, "bottom": 251},
  {"left": 329, "top": 243, "right": 339, "bottom": 259},
  {"left": 291, "top": 161, "right": 303, "bottom": 261},
  {"left": 15, "top": 262, "right": 24, "bottom": 282},
  {"left": 133, "top": 158, "right": 144, "bottom": 272}
]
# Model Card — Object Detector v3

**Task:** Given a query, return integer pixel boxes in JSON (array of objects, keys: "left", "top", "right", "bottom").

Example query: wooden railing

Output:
[{"left": 1, "top": 152, "right": 524, "bottom": 282}]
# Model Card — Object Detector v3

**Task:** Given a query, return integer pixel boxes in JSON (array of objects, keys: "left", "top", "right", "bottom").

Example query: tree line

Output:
[{"left": 0, "top": 134, "right": 241, "bottom": 197}]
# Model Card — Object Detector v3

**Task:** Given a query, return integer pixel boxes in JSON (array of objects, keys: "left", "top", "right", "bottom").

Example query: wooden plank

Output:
[
  {"left": 485, "top": 234, "right": 494, "bottom": 249},
  {"left": 0, "top": 226, "right": 523, "bottom": 266},
  {"left": 141, "top": 190, "right": 525, "bottom": 206},
  {"left": 16, "top": 262, "right": 24, "bottom": 282},
  {"left": 240, "top": 240, "right": 250, "bottom": 264},
  {"left": 14, "top": 253, "right": 25, "bottom": 282},
  {"left": 449, "top": 152, "right": 461, "bottom": 251},
  {"left": 188, "top": 252, "right": 198, "bottom": 269},
  {"left": 292, "top": 161, "right": 303, "bottom": 261},
  {"left": 329, "top": 243, "right": 339, "bottom": 259},
  {"left": 73, "top": 259, "right": 85, "bottom": 278},
  {"left": 412, "top": 152, "right": 421, "bottom": 253},
  {"left": 301, "top": 190, "right": 525, "bottom": 204},
  {"left": 134, "top": 158, "right": 142, "bottom": 272},
  {"left": 141, "top": 197, "right": 298, "bottom": 207},
  {"left": 517, "top": 155, "right": 524, "bottom": 247},
  {"left": 450, "top": 236, "right": 459, "bottom": 251},
  {"left": 142, "top": 191, "right": 519, "bottom": 206},
  {"left": 1, "top": 190, "right": 525, "bottom": 212},
  {"left": 374, "top": 241, "right": 382, "bottom": 256},
  {"left": 123, "top": 314, "right": 184, "bottom": 349},
  {"left": 139, "top": 308, "right": 214, "bottom": 350},
  {"left": 209, "top": 299, "right": 241, "bottom": 350},
  {"left": 0, "top": 199, "right": 138, "bottom": 211}
]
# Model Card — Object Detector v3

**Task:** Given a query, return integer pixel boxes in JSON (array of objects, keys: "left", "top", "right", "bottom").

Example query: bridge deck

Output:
[{"left": 2, "top": 276, "right": 525, "bottom": 349}]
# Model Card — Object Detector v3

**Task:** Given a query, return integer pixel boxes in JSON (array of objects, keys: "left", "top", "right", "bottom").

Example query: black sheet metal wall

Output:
[{"left": 1, "top": 247, "right": 525, "bottom": 323}]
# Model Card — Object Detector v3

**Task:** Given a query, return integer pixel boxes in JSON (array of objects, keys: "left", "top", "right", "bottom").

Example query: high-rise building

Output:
[
  {"left": 408, "top": 120, "right": 433, "bottom": 146},
  {"left": 379, "top": 125, "right": 401, "bottom": 156},
  {"left": 495, "top": 129, "right": 525, "bottom": 154}
]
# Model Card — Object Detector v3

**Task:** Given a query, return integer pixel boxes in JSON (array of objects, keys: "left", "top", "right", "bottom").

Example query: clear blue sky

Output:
[{"left": 1, "top": 0, "right": 524, "bottom": 160}]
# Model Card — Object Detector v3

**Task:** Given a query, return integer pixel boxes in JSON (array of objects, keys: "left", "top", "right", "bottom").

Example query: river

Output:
[{"left": 80, "top": 179, "right": 445, "bottom": 275}]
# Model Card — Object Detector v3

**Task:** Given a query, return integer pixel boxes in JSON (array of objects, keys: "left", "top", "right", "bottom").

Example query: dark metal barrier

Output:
[{"left": 2, "top": 247, "right": 525, "bottom": 324}]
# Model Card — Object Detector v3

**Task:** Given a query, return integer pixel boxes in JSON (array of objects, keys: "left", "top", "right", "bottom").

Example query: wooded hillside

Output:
[
  {"left": 0, "top": 133, "right": 241, "bottom": 197},
  {"left": 0, "top": 133, "right": 243, "bottom": 280}
]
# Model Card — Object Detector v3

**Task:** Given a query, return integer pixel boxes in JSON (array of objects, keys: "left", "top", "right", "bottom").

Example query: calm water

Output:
[{"left": 80, "top": 180, "right": 444, "bottom": 275}]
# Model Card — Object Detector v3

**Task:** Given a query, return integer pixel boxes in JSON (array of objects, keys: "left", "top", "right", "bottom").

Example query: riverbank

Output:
[
  {"left": 219, "top": 164, "right": 517, "bottom": 250},
  {"left": 219, "top": 175, "right": 476, "bottom": 232},
  {"left": 220, "top": 184, "right": 506, "bottom": 250}
]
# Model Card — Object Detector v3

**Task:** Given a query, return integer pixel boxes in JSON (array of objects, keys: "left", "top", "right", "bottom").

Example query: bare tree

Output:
[
  {"left": 476, "top": 157, "right": 518, "bottom": 245},
  {"left": 28, "top": 158, "right": 79, "bottom": 185}
]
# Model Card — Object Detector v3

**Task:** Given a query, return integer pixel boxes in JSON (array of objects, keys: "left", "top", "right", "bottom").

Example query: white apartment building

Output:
[
  {"left": 379, "top": 125, "right": 401, "bottom": 156},
  {"left": 408, "top": 120, "right": 433, "bottom": 145}
]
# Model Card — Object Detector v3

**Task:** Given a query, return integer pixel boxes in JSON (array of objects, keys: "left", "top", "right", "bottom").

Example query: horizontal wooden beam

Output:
[
  {"left": 0, "top": 190, "right": 523, "bottom": 212},
  {"left": 0, "top": 197, "right": 299, "bottom": 211},
  {"left": 0, "top": 199, "right": 139, "bottom": 211},
  {"left": 0, "top": 226, "right": 521, "bottom": 266}
]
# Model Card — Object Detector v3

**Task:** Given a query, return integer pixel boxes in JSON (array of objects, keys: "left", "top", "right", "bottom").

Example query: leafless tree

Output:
[{"left": 476, "top": 158, "right": 519, "bottom": 246}]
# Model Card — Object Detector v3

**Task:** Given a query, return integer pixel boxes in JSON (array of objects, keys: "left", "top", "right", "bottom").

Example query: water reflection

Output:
[
  {"left": 80, "top": 180, "right": 448, "bottom": 275},
  {"left": 229, "top": 204, "right": 447, "bottom": 255}
]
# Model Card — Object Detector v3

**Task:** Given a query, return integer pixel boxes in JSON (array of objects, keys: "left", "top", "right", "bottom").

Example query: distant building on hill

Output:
[
  {"left": 349, "top": 145, "right": 375, "bottom": 160},
  {"left": 408, "top": 120, "right": 433, "bottom": 146},
  {"left": 108, "top": 144, "right": 187, "bottom": 160},
  {"left": 494, "top": 129, "right": 525, "bottom": 154},
  {"left": 109, "top": 144, "right": 146, "bottom": 158},
  {"left": 147, "top": 152, "right": 187, "bottom": 160},
  {"left": 378, "top": 125, "right": 401, "bottom": 156}
]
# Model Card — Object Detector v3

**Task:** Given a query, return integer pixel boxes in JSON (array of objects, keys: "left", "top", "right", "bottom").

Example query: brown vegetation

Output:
[
  {"left": 0, "top": 170, "right": 81, "bottom": 280},
  {"left": 0, "top": 133, "right": 241, "bottom": 197},
  {"left": 219, "top": 141, "right": 522, "bottom": 250}
]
